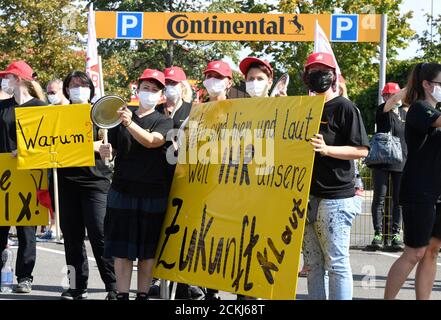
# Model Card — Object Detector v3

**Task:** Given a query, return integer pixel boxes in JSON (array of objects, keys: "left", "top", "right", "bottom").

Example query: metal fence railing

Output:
[{"left": 350, "top": 168, "right": 400, "bottom": 248}]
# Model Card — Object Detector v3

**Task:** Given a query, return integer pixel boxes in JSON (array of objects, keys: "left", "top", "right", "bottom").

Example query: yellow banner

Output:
[
  {"left": 0, "top": 154, "right": 49, "bottom": 226},
  {"left": 153, "top": 96, "right": 325, "bottom": 300},
  {"left": 15, "top": 105, "right": 95, "bottom": 169},
  {"left": 96, "top": 12, "right": 381, "bottom": 42}
]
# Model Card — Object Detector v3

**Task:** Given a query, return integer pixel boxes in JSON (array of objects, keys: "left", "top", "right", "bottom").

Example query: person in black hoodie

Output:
[
  {"left": 0, "top": 60, "right": 47, "bottom": 294},
  {"left": 58, "top": 71, "right": 116, "bottom": 300}
]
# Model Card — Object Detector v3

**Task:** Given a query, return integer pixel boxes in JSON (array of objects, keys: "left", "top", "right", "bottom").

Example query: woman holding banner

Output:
[
  {"left": 99, "top": 69, "right": 173, "bottom": 300},
  {"left": 301, "top": 52, "right": 370, "bottom": 300},
  {"left": 385, "top": 62, "right": 441, "bottom": 300},
  {"left": 58, "top": 70, "right": 117, "bottom": 300},
  {"left": 0, "top": 60, "right": 47, "bottom": 294}
]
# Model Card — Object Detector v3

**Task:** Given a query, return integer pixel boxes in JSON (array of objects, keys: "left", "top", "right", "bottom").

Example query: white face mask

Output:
[
  {"left": 47, "top": 94, "right": 61, "bottom": 105},
  {"left": 246, "top": 80, "right": 268, "bottom": 97},
  {"left": 165, "top": 84, "right": 181, "bottom": 102},
  {"left": 432, "top": 85, "right": 441, "bottom": 103},
  {"left": 1, "top": 78, "right": 14, "bottom": 95},
  {"left": 139, "top": 91, "right": 161, "bottom": 110},
  {"left": 69, "top": 87, "right": 91, "bottom": 104},
  {"left": 203, "top": 78, "right": 227, "bottom": 97}
]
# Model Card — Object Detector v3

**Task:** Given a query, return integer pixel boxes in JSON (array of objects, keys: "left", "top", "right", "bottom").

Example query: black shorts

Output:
[{"left": 402, "top": 202, "right": 441, "bottom": 248}]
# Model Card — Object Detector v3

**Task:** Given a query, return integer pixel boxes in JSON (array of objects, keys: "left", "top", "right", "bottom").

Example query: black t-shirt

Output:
[
  {"left": 109, "top": 108, "right": 173, "bottom": 198},
  {"left": 156, "top": 100, "right": 192, "bottom": 129},
  {"left": 400, "top": 100, "right": 441, "bottom": 204},
  {"left": 310, "top": 96, "right": 370, "bottom": 199},
  {"left": 370, "top": 103, "right": 408, "bottom": 172},
  {"left": 0, "top": 98, "right": 46, "bottom": 152}
]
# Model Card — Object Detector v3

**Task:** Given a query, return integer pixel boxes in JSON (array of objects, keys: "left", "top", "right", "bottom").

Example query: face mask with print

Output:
[
  {"left": 165, "top": 84, "right": 181, "bottom": 102},
  {"left": 139, "top": 91, "right": 161, "bottom": 109},
  {"left": 203, "top": 78, "right": 227, "bottom": 97},
  {"left": 306, "top": 70, "right": 334, "bottom": 93},
  {"left": 47, "top": 94, "right": 61, "bottom": 105},
  {"left": 1, "top": 78, "right": 14, "bottom": 95},
  {"left": 69, "top": 87, "right": 91, "bottom": 104},
  {"left": 246, "top": 80, "right": 269, "bottom": 97},
  {"left": 432, "top": 85, "right": 441, "bottom": 103}
]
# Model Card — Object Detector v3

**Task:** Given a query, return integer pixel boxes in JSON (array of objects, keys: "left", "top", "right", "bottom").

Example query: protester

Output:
[
  {"left": 200, "top": 60, "right": 233, "bottom": 300},
  {"left": 369, "top": 83, "right": 407, "bottom": 251},
  {"left": 203, "top": 60, "right": 233, "bottom": 102},
  {"left": 384, "top": 62, "right": 441, "bottom": 300},
  {"left": 156, "top": 66, "right": 192, "bottom": 189},
  {"left": 239, "top": 56, "right": 288, "bottom": 97},
  {"left": 57, "top": 70, "right": 116, "bottom": 300},
  {"left": 301, "top": 52, "right": 370, "bottom": 300},
  {"left": 46, "top": 78, "right": 69, "bottom": 106},
  {"left": 0, "top": 60, "right": 47, "bottom": 293},
  {"left": 99, "top": 69, "right": 173, "bottom": 300}
]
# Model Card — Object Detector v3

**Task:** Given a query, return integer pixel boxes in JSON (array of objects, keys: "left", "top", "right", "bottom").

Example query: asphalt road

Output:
[{"left": 1, "top": 240, "right": 441, "bottom": 300}]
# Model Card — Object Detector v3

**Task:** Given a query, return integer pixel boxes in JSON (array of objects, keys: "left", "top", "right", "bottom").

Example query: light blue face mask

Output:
[{"left": 393, "top": 103, "right": 400, "bottom": 110}]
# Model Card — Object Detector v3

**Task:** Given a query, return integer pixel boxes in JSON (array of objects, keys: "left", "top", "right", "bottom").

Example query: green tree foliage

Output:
[
  {"left": 0, "top": 0, "right": 87, "bottom": 87},
  {"left": 416, "top": 13, "right": 441, "bottom": 61},
  {"left": 241, "top": 0, "right": 415, "bottom": 133}
]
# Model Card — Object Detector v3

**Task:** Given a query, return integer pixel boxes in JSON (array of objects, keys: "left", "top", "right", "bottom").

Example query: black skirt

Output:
[{"left": 103, "top": 187, "right": 167, "bottom": 260}]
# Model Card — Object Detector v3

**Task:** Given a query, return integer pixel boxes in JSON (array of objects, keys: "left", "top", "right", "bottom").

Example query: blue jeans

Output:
[{"left": 302, "top": 196, "right": 360, "bottom": 300}]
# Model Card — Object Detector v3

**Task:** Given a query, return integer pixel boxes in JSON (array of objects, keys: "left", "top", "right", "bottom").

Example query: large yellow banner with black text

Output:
[
  {"left": 153, "top": 96, "right": 325, "bottom": 300},
  {"left": 0, "top": 154, "right": 49, "bottom": 226},
  {"left": 15, "top": 105, "right": 95, "bottom": 169}
]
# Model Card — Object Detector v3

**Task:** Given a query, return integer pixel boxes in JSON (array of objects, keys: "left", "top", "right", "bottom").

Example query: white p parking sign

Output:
[
  {"left": 331, "top": 14, "right": 359, "bottom": 42},
  {"left": 116, "top": 12, "right": 143, "bottom": 39}
]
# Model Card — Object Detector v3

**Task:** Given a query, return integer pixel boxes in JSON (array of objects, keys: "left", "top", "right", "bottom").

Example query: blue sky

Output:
[{"left": 398, "top": 0, "right": 439, "bottom": 60}]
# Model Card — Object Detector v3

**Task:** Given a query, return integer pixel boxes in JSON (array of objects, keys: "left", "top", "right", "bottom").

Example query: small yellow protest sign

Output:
[
  {"left": 15, "top": 105, "right": 95, "bottom": 169},
  {"left": 153, "top": 96, "right": 325, "bottom": 300},
  {"left": 0, "top": 154, "right": 49, "bottom": 226}
]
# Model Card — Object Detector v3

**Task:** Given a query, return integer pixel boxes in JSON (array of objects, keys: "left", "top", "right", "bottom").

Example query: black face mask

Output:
[{"left": 306, "top": 70, "right": 334, "bottom": 93}]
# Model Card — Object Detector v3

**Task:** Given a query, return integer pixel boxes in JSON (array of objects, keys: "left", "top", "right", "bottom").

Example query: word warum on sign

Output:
[
  {"left": 15, "top": 104, "right": 95, "bottom": 169},
  {"left": 153, "top": 96, "right": 325, "bottom": 300}
]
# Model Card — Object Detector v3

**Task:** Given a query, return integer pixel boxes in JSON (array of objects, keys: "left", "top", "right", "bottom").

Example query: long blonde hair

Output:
[
  {"left": 22, "top": 79, "right": 47, "bottom": 103},
  {"left": 181, "top": 80, "right": 193, "bottom": 103}
]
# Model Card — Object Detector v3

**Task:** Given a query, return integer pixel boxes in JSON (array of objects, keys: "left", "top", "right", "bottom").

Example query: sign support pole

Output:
[{"left": 378, "top": 14, "right": 388, "bottom": 105}]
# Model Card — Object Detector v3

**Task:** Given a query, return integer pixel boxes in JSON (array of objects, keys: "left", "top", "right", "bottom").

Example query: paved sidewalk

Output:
[{"left": 1, "top": 241, "right": 440, "bottom": 300}]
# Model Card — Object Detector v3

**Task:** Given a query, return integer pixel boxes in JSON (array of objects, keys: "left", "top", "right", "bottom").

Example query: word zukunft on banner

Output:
[{"left": 154, "top": 96, "right": 325, "bottom": 300}]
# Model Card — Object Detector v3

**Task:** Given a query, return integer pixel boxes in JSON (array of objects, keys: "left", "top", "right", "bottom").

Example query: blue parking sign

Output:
[
  {"left": 331, "top": 14, "right": 358, "bottom": 42},
  {"left": 116, "top": 12, "right": 143, "bottom": 39}
]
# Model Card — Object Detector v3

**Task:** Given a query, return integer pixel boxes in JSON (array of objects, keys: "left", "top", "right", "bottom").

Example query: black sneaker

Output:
[
  {"left": 105, "top": 290, "right": 118, "bottom": 300},
  {"left": 135, "top": 292, "right": 149, "bottom": 301},
  {"left": 370, "top": 233, "right": 383, "bottom": 250},
  {"left": 15, "top": 278, "right": 32, "bottom": 293},
  {"left": 116, "top": 292, "right": 130, "bottom": 300},
  {"left": 391, "top": 234, "right": 404, "bottom": 251},
  {"left": 60, "top": 288, "right": 88, "bottom": 300}
]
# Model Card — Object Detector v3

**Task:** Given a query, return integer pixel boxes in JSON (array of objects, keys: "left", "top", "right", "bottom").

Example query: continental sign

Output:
[{"left": 96, "top": 12, "right": 381, "bottom": 42}]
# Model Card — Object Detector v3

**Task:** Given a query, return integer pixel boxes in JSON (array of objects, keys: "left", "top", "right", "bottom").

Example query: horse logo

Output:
[{"left": 289, "top": 15, "right": 304, "bottom": 33}]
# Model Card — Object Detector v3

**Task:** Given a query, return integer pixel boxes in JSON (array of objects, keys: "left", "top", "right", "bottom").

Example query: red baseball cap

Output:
[
  {"left": 382, "top": 82, "right": 400, "bottom": 95},
  {"left": 239, "top": 57, "right": 273, "bottom": 77},
  {"left": 305, "top": 52, "right": 337, "bottom": 70},
  {"left": 164, "top": 66, "right": 187, "bottom": 82},
  {"left": 139, "top": 69, "right": 165, "bottom": 87},
  {"left": 204, "top": 60, "right": 232, "bottom": 79},
  {"left": 0, "top": 60, "right": 34, "bottom": 81}
]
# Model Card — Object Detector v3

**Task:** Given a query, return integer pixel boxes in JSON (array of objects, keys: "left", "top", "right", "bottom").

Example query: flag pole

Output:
[{"left": 53, "top": 168, "right": 61, "bottom": 243}]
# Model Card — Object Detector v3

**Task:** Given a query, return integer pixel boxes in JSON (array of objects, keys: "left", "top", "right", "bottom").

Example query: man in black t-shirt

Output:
[{"left": 301, "top": 52, "right": 370, "bottom": 300}]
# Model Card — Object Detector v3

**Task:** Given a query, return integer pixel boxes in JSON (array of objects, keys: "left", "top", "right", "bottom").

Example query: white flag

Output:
[
  {"left": 314, "top": 20, "right": 341, "bottom": 76},
  {"left": 86, "top": 3, "right": 103, "bottom": 101}
]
